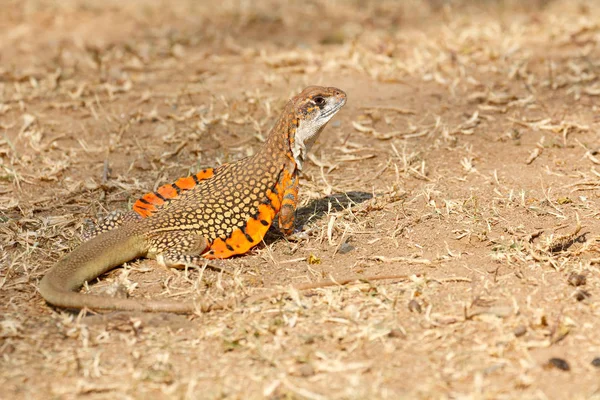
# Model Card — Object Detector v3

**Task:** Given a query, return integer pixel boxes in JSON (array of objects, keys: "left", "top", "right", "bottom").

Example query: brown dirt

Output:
[{"left": 2, "top": 0, "right": 600, "bottom": 398}]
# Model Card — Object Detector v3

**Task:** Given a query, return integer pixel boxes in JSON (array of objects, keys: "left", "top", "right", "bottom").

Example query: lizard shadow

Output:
[{"left": 264, "top": 191, "right": 373, "bottom": 243}]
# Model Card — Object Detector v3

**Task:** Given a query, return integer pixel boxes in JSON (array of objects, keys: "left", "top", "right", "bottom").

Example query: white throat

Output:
[{"left": 292, "top": 118, "right": 330, "bottom": 170}]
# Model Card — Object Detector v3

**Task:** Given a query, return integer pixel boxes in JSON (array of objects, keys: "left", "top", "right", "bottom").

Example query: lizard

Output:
[
  {"left": 39, "top": 86, "right": 408, "bottom": 314},
  {"left": 39, "top": 86, "right": 348, "bottom": 313}
]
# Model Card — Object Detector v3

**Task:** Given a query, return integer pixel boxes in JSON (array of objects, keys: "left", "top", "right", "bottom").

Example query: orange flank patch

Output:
[
  {"left": 204, "top": 203, "right": 276, "bottom": 259},
  {"left": 195, "top": 169, "right": 214, "bottom": 181},
  {"left": 157, "top": 184, "right": 177, "bottom": 199},
  {"left": 132, "top": 168, "right": 214, "bottom": 217},
  {"left": 174, "top": 176, "right": 196, "bottom": 190},
  {"left": 132, "top": 192, "right": 165, "bottom": 217}
]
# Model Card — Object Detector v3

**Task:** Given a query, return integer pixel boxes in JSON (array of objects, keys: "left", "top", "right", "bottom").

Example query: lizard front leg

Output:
[{"left": 278, "top": 170, "right": 299, "bottom": 236}]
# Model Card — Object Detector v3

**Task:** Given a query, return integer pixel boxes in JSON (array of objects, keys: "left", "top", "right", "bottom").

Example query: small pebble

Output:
[
  {"left": 303, "top": 336, "right": 316, "bottom": 345},
  {"left": 591, "top": 357, "right": 600, "bottom": 367},
  {"left": 408, "top": 299, "right": 422, "bottom": 313},
  {"left": 388, "top": 329, "right": 405, "bottom": 338},
  {"left": 567, "top": 272, "right": 586, "bottom": 287},
  {"left": 575, "top": 289, "right": 591, "bottom": 302},
  {"left": 513, "top": 325, "right": 527, "bottom": 337},
  {"left": 337, "top": 241, "right": 355, "bottom": 254},
  {"left": 154, "top": 124, "right": 169, "bottom": 136},
  {"left": 546, "top": 358, "right": 570, "bottom": 371}
]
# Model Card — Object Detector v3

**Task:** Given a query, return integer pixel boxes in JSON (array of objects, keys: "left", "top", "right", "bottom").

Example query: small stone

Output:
[
  {"left": 298, "top": 364, "right": 315, "bottom": 377},
  {"left": 83, "top": 179, "right": 100, "bottom": 190},
  {"left": 388, "top": 329, "right": 405, "bottom": 338},
  {"left": 408, "top": 299, "right": 422, "bottom": 313},
  {"left": 3, "top": 344, "right": 15, "bottom": 354},
  {"left": 136, "top": 159, "right": 152, "bottom": 171},
  {"left": 513, "top": 325, "right": 527, "bottom": 337},
  {"left": 338, "top": 241, "right": 355, "bottom": 254},
  {"left": 546, "top": 358, "right": 570, "bottom": 371},
  {"left": 103, "top": 283, "right": 129, "bottom": 299},
  {"left": 591, "top": 357, "right": 600, "bottom": 367},
  {"left": 303, "top": 336, "right": 316, "bottom": 345},
  {"left": 567, "top": 272, "right": 586, "bottom": 287},
  {"left": 575, "top": 289, "right": 591, "bottom": 302},
  {"left": 154, "top": 124, "right": 169, "bottom": 136}
]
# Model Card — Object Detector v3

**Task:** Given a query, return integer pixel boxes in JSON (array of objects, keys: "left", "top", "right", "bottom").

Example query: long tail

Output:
[
  {"left": 38, "top": 228, "right": 204, "bottom": 313},
  {"left": 39, "top": 228, "right": 413, "bottom": 314}
]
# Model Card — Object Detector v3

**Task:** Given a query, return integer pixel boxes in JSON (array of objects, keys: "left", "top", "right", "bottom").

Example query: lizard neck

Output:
[
  {"left": 263, "top": 101, "right": 299, "bottom": 172},
  {"left": 263, "top": 98, "right": 332, "bottom": 172}
]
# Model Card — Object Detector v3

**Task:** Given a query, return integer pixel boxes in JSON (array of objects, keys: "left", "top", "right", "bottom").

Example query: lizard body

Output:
[{"left": 39, "top": 86, "right": 348, "bottom": 313}]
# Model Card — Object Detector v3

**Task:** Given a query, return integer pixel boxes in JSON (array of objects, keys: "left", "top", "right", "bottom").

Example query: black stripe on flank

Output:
[
  {"left": 171, "top": 183, "right": 181, "bottom": 194},
  {"left": 226, "top": 243, "right": 234, "bottom": 251},
  {"left": 155, "top": 192, "right": 167, "bottom": 201},
  {"left": 244, "top": 233, "right": 254, "bottom": 243},
  {"left": 138, "top": 198, "right": 152, "bottom": 205},
  {"left": 135, "top": 204, "right": 150, "bottom": 210},
  {"left": 192, "top": 174, "right": 200, "bottom": 184}
]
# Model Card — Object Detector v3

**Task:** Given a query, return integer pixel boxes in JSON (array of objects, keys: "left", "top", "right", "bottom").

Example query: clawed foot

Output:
[
  {"left": 155, "top": 255, "right": 233, "bottom": 275},
  {"left": 285, "top": 227, "right": 312, "bottom": 242}
]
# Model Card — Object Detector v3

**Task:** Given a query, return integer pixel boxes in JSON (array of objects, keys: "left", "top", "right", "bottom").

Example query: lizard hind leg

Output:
[
  {"left": 149, "top": 231, "right": 210, "bottom": 269},
  {"left": 81, "top": 210, "right": 142, "bottom": 241}
]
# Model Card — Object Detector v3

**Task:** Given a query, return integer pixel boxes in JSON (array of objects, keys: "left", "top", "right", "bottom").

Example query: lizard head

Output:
[{"left": 290, "top": 86, "right": 347, "bottom": 169}]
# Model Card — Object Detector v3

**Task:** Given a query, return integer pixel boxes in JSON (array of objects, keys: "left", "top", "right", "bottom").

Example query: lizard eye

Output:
[{"left": 313, "top": 96, "right": 326, "bottom": 106}]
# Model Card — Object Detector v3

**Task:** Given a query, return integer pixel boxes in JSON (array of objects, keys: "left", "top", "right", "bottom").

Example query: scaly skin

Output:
[{"left": 39, "top": 86, "right": 348, "bottom": 313}]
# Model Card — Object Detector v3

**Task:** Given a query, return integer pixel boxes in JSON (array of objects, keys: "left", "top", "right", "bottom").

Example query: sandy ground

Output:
[{"left": 2, "top": 0, "right": 600, "bottom": 398}]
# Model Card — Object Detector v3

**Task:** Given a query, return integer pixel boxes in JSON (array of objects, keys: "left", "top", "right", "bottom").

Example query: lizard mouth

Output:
[{"left": 321, "top": 97, "right": 346, "bottom": 119}]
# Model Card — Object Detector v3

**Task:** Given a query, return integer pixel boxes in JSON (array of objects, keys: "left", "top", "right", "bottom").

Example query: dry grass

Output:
[{"left": 3, "top": 0, "right": 600, "bottom": 398}]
